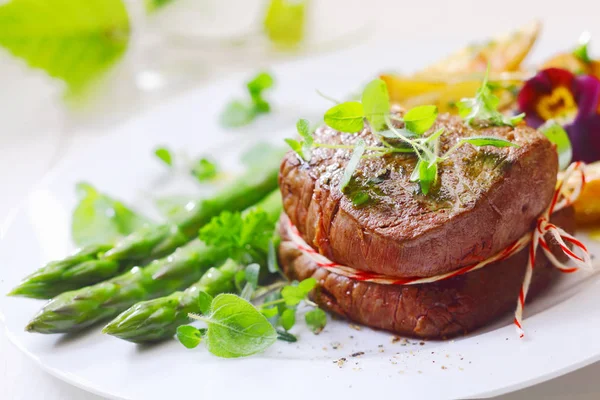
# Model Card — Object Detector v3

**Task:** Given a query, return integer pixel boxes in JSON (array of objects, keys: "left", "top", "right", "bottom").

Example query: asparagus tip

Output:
[
  {"left": 7, "top": 283, "right": 47, "bottom": 299},
  {"left": 7, "top": 285, "right": 26, "bottom": 297}
]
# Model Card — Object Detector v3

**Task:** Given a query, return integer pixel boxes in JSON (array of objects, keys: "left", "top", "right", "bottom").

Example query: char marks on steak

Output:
[{"left": 279, "top": 114, "right": 558, "bottom": 278}]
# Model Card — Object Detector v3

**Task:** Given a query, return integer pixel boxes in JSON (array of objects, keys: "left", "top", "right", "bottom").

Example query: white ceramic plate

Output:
[{"left": 2, "top": 41, "right": 600, "bottom": 400}]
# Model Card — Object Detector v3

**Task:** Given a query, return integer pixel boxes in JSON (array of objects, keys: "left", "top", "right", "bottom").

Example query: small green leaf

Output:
[
  {"left": 460, "top": 136, "right": 519, "bottom": 148},
  {"left": 176, "top": 325, "right": 203, "bottom": 349},
  {"left": 194, "top": 294, "right": 277, "bottom": 358},
  {"left": 247, "top": 72, "right": 274, "bottom": 97},
  {"left": 191, "top": 158, "right": 218, "bottom": 182},
  {"left": 240, "top": 282, "right": 254, "bottom": 301},
  {"left": 285, "top": 138, "right": 305, "bottom": 158},
  {"left": 350, "top": 191, "right": 370, "bottom": 207},
  {"left": 244, "top": 263, "right": 261, "bottom": 290},
  {"left": 296, "top": 118, "right": 314, "bottom": 160},
  {"left": 305, "top": 308, "right": 327, "bottom": 334},
  {"left": 145, "top": 0, "right": 174, "bottom": 13},
  {"left": 277, "top": 329, "right": 298, "bottom": 342},
  {"left": 424, "top": 128, "right": 446, "bottom": 145},
  {"left": 280, "top": 308, "right": 296, "bottom": 331},
  {"left": 539, "top": 121, "right": 573, "bottom": 170},
  {"left": 573, "top": 32, "right": 592, "bottom": 63},
  {"left": 298, "top": 277, "right": 317, "bottom": 293},
  {"left": 361, "top": 79, "right": 390, "bottom": 131},
  {"left": 234, "top": 270, "right": 246, "bottom": 292},
  {"left": 280, "top": 277, "right": 316, "bottom": 306},
  {"left": 197, "top": 291, "right": 213, "bottom": 315},
  {"left": 220, "top": 100, "right": 257, "bottom": 128},
  {"left": 154, "top": 147, "right": 173, "bottom": 166},
  {"left": 458, "top": 67, "right": 524, "bottom": 127},
  {"left": 0, "top": 0, "right": 131, "bottom": 96},
  {"left": 72, "top": 183, "right": 150, "bottom": 247},
  {"left": 403, "top": 105, "right": 438, "bottom": 135},
  {"left": 267, "top": 239, "right": 280, "bottom": 273},
  {"left": 339, "top": 139, "right": 366, "bottom": 191},
  {"left": 264, "top": 0, "right": 306, "bottom": 49},
  {"left": 324, "top": 102, "right": 365, "bottom": 133},
  {"left": 260, "top": 307, "right": 279, "bottom": 319},
  {"left": 297, "top": 119, "right": 312, "bottom": 141},
  {"left": 220, "top": 73, "right": 275, "bottom": 128},
  {"left": 410, "top": 160, "right": 437, "bottom": 195},
  {"left": 281, "top": 286, "right": 305, "bottom": 307}
]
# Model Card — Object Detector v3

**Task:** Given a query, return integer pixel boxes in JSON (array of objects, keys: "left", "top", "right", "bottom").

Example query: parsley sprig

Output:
[
  {"left": 286, "top": 77, "right": 520, "bottom": 196},
  {"left": 175, "top": 206, "right": 327, "bottom": 358}
]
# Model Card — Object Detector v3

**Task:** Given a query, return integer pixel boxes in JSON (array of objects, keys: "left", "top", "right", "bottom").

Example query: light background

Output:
[{"left": 1, "top": 0, "right": 600, "bottom": 398}]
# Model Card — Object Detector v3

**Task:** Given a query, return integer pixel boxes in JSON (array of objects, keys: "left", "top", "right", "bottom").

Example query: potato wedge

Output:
[
  {"left": 562, "top": 161, "right": 600, "bottom": 226},
  {"left": 413, "top": 20, "right": 540, "bottom": 78}
]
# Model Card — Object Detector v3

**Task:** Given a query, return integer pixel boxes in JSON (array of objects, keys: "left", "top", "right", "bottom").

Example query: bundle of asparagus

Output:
[
  {"left": 10, "top": 164, "right": 279, "bottom": 299},
  {"left": 11, "top": 146, "right": 326, "bottom": 359},
  {"left": 24, "top": 189, "right": 282, "bottom": 334}
]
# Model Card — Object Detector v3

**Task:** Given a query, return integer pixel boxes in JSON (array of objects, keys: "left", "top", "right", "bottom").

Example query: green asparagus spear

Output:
[
  {"left": 25, "top": 191, "right": 283, "bottom": 334},
  {"left": 10, "top": 165, "right": 279, "bottom": 299},
  {"left": 102, "top": 259, "right": 239, "bottom": 342}
]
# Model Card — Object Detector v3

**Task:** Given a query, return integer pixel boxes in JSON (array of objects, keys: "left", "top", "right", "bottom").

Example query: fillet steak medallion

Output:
[{"left": 278, "top": 113, "right": 570, "bottom": 339}]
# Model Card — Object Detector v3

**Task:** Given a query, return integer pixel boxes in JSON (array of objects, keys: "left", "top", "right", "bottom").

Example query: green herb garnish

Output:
[
  {"left": 280, "top": 308, "right": 296, "bottom": 331},
  {"left": 220, "top": 72, "right": 275, "bottom": 128},
  {"left": 305, "top": 308, "right": 327, "bottom": 334},
  {"left": 199, "top": 208, "right": 274, "bottom": 262},
  {"left": 339, "top": 139, "right": 366, "bottom": 191},
  {"left": 286, "top": 77, "right": 520, "bottom": 197},
  {"left": 361, "top": 79, "right": 391, "bottom": 131},
  {"left": 457, "top": 67, "right": 524, "bottom": 127},
  {"left": 72, "top": 183, "right": 150, "bottom": 247},
  {"left": 403, "top": 105, "right": 439, "bottom": 135},
  {"left": 324, "top": 101, "right": 365, "bottom": 133},
  {"left": 285, "top": 119, "right": 314, "bottom": 161},
  {"left": 154, "top": 147, "right": 173, "bottom": 166},
  {"left": 176, "top": 325, "right": 204, "bottom": 349},
  {"left": 189, "top": 294, "right": 278, "bottom": 358},
  {"left": 539, "top": 120, "right": 573, "bottom": 170},
  {"left": 573, "top": 32, "right": 592, "bottom": 64},
  {"left": 180, "top": 275, "right": 322, "bottom": 357},
  {"left": 191, "top": 158, "right": 218, "bottom": 182}
]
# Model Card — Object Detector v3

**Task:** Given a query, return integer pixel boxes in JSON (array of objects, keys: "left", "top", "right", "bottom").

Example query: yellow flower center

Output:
[{"left": 536, "top": 86, "right": 578, "bottom": 123}]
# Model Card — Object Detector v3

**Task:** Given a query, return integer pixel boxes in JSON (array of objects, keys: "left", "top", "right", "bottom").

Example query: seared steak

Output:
[
  {"left": 279, "top": 114, "right": 558, "bottom": 277},
  {"left": 279, "top": 209, "right": 574, "bottom": 339}
]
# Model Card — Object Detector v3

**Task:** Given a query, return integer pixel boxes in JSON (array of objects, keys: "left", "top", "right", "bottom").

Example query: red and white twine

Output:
[{"left": 284, "top": 161, "right": 593, "bottom": 338}]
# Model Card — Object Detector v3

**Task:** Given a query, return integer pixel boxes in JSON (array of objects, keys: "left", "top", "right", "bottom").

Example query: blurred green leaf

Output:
[
  {"left": 264, "top": 0, "right": 306, "bottom": 49},
  {"left": 191, "top": 158, "right": 218, "bottom": 182},
  {"left": 145, "top": 0, "right": 175, "bottom": 13},
  {"left": 72, "top": 183, "right": 150, "bottom": 247},
  {"left": 0, "top": 0, "right": 131, "bottom": 96}
]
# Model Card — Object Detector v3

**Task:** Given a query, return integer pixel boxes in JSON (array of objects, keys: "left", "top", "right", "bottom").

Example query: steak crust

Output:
[
  {"left": 279, "top": 114, "right": 558, "bottom": 278},
  {"left": 279, "top": 209, "right": 574, "bottom": 339}
]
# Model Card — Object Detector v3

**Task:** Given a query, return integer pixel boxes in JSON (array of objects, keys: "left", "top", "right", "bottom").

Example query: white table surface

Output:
[{"left": 2, "top": 1, "right": 600, "bottom": 398}]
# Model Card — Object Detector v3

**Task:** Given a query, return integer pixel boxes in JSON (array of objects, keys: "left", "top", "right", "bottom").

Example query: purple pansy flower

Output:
[{"left": 518, "top": 68, "right": 600, "bottom": 163}]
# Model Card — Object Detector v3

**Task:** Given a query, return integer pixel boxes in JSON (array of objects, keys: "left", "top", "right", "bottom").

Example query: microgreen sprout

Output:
[{"left": 285, "top": 77, "right": 521, "bottom": 197}]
